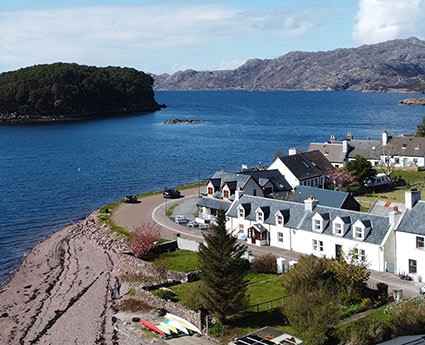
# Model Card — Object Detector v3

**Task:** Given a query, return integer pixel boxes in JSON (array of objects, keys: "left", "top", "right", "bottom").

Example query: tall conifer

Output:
[{"left": 198, "top": 211, "right": 249, "bottom": 324}]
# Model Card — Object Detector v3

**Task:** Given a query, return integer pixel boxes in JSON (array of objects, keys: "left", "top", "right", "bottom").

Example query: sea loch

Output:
[{"left": 0, "top": 90, "right": 423, "bottom": 285}]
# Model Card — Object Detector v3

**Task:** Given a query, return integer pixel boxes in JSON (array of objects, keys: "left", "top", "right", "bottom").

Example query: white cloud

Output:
[{"left": 352, "top": 0, "right": 425, "bottom": 44}]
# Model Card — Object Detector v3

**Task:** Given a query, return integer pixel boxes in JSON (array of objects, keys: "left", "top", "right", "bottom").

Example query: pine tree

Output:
[{"left": 198, "top": 211, "right": 249, "bottom": 324}]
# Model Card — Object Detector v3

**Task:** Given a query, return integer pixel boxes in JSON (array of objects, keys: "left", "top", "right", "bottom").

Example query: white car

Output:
[
  {"left": 419, "top": 285, "right": 425, "bottom": 295},
  {"left": 174, "top": 215, "right": 188, "bottom": 224},
  {"left": 187, "top": 220, "right": 199, "bottom": 228}
]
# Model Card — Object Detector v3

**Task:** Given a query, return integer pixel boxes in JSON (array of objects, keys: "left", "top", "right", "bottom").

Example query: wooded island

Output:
[{"left": 0, "top": 63, "right": 164, "bottom": 123}]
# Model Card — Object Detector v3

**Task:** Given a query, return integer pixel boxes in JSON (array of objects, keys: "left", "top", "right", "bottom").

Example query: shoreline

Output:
[{"left": 0, "top": 211, "right": 138, "bottom": 344}]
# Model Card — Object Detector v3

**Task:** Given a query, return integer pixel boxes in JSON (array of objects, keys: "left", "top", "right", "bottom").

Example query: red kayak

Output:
[{"left": 140, "top": 319, "right": 166, "bottom": 336}]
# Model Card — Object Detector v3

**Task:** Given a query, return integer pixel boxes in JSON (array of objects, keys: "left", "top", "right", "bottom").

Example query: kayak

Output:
[
  {"left": 165, "top": 312, "right": 202, "bottom": 334},
  {"left": 139, "top": 319, "right": 166, "bottom": 336}
]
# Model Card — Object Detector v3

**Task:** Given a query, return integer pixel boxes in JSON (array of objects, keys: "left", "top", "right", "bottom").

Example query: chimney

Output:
[
  {"left": 235, "top": 189, "right": 243, "bottom": 201},
  {"left": 304, "top": 195, "right": 318, "bottom": 211},
  {"left": 288, "top": 147, "right": 297, "bottom": 156},
  {"left": 342, "top": 140, "right": 348, "bottom": 153},
  {"left": 346, "top": 132, "right": 353, "bottom": 140},
  {"left": 405, "top": 189, "right": 421, "bottom": 209},
  {"left": 389, "top": 206, "right": 401, "bottom": 225},
  {"left": 382, "top": 131, "right": 389, "bottom": 146},
  {"left": 330, "top": 135, "right": 336, "bottom": 142}
]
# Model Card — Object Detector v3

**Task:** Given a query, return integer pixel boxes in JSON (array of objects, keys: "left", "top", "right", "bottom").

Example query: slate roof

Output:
[
  {"left": 377, "top": 335, "right": 425, "bottom": 345},
  {"left": 210, "top": 171, "right": 253, "bottom": 191},
  {"left": 196, "top": 197, "right": 232, "bottom": 211},
  {"left": 227, "top": 195, "right": 390, "bottom": 245},
  {"left": 388, "top": 136, "right": 425, "bottom": 157},
  {"left": 396, "top": 201, "right": 425, "bottom": 235},
  {"left": 239, "top": 169, "right": 292, "bottom": 192},
  {"left": 308, "top": 142, "right": 346, "bottom": 164},
  {"left": 292, "top": 185, "right": 361, "bottom": 210},
  {"left": 277, "top": 150, "right": 334, "bottom": 181},
  {"left": 347, "top": 139, "right": 382, "bottom": 160}
]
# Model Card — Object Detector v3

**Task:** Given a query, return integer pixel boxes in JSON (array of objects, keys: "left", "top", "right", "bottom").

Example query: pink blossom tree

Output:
[
  {"left": 128, "top": 222, "right": 161, "bottom": 258},
  {"left": 328, "top": 169, "right": 354, "bottom": 190}
]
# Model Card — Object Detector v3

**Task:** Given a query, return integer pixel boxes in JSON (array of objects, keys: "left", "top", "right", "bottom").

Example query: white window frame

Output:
[
  {"left": 313, "top": 219, "right": 322, "bottom": 232},
  {"left": 416, "top": 236, "right": 424, "bottom": 249},
  {"left": 257, "top": 211, "right": 264, "bottom": 222},
  {"left": 312, "top": 239, "right": 324, "bottom": 252},
  {"left": 277, "top": 232, "right": 283, "bottom": 243},
  {"left": 238, "top": 224, "right": 244, "bottom": 234},
  {"left": 333, "top": 222, "right": 343, "bottom": 236},
  {"left": 276, "top": 214, "right": 283, "bottom": 226},
  {"left": 238, "top": 207, "right": 244, "bottom": 218},
  {"left": 354, "top": 226, "right": 364, "bottom": 240}
]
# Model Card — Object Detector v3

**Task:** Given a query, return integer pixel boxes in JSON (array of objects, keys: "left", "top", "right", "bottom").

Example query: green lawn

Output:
[{"left": 149, "top": 249, "right": 199, "bottom": 272}]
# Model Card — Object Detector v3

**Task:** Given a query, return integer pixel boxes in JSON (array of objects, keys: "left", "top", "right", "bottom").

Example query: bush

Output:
[
  {"left": 390, "top": 298, "right": 425, "bottom": 335},
  {"left": 251, "top": 254, "right": 277, "bottom": 274},
  {"left": 337, "top": 316, "right": 391, "bottom": 345},
  {"left": 155, "top": 288, "right": 178, "bottom": 302},
  {"left": 208, "top": 323, "right": 227, "bottom": 337}
]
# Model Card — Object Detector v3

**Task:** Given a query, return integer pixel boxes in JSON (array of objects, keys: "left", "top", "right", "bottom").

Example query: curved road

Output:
[{"left": 112, "top": 189, "right": 422, "bottom": 298}]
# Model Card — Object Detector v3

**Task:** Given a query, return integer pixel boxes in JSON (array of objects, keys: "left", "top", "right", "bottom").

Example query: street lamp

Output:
[{"left": 164, "top": 187, "right": 168, "bottom": 216}]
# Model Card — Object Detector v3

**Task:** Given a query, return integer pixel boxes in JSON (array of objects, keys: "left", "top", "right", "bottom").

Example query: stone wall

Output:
[{"left": 177, "top": 236, "right": 200, "bottom": 252}]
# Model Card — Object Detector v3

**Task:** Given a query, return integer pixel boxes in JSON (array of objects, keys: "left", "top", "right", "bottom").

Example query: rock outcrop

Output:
[{"left": 399, "top": 97, "right": 425, "bottom": 105}]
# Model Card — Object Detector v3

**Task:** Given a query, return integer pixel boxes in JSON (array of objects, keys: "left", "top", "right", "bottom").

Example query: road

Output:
[{"left": 112, "top": 189, "right": 422, "bottom": 298}]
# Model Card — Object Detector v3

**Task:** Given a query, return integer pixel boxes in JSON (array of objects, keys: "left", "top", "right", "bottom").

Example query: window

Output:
[
  {"left": 208, "top": 187, "right": 214, "bottom": 195},
  {"left": 409, "top": 259, "right": 417, "bottom": 274},
  {"left": 257, "top": 211, "right": 263, "bottom": 222},
  {"left": 395, "top": 158, "right": 400, "bottom": 164},
  {"left": 354, "top": 227, "right": 363, "bottom": 239},
  {"left": 276, "top": 215, "right": 283, "bottom": 226},
  {"left": 238, "top": 208, "right": 244, "bottom": 218},
  {"left": 334, "top": 223, "right": 343, "bottom": 235},
  {"left": 358, "top": 249, "right": 366, "bottom": 261},
  {"left": 238, "top": 224, "right": 244, "bottom": 234},
  {"left": 416, "top": 236, "right": 424, "bottom": 249},
  {"left": 313, "top": 219, "right": 322, "bottom": 231},
  {"left": 312, "top": 239, "right": 323, "bottom": 252},
  {"left": 223, "top": 190, "right": 229, "bottom": 199},
  {"left": 278, "top": 232, "right": 283, "bottom": 243}
]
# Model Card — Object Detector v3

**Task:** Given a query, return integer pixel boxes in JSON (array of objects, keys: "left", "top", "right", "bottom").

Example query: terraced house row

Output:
[{"left": 224, "top": 189, "right": 425, "bottom": 280}]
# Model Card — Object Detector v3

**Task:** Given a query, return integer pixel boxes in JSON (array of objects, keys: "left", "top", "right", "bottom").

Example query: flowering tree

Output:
[
  {"left": 328, "top": 169, "right": 354, "bottom": 190},
  {"left": 128, "top": 222, "right": 161, "bottom": 258}
]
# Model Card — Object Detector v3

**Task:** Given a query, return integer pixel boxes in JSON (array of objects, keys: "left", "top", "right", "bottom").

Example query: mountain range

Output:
[{"left": 153, "top": 37, "right": 425, "bottom": 92}]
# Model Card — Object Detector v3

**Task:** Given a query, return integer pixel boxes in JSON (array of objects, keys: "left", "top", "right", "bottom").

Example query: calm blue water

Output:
[{"left": 0, "top": 90, "right": 422, "bottom": 285}]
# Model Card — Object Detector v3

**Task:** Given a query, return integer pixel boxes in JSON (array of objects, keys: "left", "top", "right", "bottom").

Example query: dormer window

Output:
[
  {"left": 208, "top": 187, "right": 214, "bottom": 195},
  {"left": 334, "top": 222, "right": 343, "bottom": 235},
  {"left": 257, "top": 211, "right": 264, "bottom": 222},
  {"left": 223, "top": 190, "right": 229, "bottom": 199},
  {"left": 352, "top": 219, "right": 371, "bottom": 241},
  {"left": 238, "top": 207, "right": 244, "bottom": 218},
  {"left": 354, "top": 226, "right": 363, "bottom": 239},
  {"left": 276, "top": 214, "right": 283, "bottom": 226},
  {"left": 313, "top": 219, "right": 322, "bottom": 231}
]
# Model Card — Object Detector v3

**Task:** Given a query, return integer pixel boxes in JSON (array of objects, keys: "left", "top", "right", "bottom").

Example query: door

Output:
[{"left": 335, "top": 244, "right": 342, "bottom": 259}]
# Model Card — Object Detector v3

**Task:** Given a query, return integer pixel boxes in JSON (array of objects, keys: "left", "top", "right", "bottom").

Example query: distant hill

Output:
[
  {"left": 0, "top": 63, "right": 163, "bottom": 123},
  {"left": 153, "top": 37, "right": 425, "bottom": 92}
]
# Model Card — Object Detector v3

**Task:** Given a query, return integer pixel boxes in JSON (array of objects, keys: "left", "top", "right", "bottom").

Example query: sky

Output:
[{"left": 0, "top": 0, "right": 424, "bottom": 75}]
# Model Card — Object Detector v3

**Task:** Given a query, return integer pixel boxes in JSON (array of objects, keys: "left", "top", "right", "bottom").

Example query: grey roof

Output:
[
  {"left": 277, "top": 150, "right": 334, "bottom": 181},
  {"left": 292, "top": 185, "right": 359, "bottom": 210},
  {"left": 397, "top": 201, "right": 425, "bottom": 235},
  {"left": 308, "top": 142, "right": 346, "bottom": 164},
  {"left": 388, "top": 136, "right": 425, "bottom": 157},
  {"left": 377, "top": 335, "right": 425, "bottom": 345},
  {"left": 227, "top": 195, "right": 390, "bottom": 245},
  {"left": 196, "top": 197, "right": 232, "bottom": 211},
  {"left": 369, "top": 199, "right": 405, "bottom": 216},
  {"left": 239, "top": 169, "right": 292, "bottom": 192},
  {"left": 347, "top": 139, "right": 382, "bottom": 160},
  {"left": 211, "top": 171, "right": 252, "bottom": 191}
]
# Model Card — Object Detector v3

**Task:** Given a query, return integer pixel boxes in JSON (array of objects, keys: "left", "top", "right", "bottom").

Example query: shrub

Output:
[
  {"left": 337, "top": 316, "right": 391, "bottom": 345},
  {"left": 127, "top": 222, "right": 161, "bottom": 258},
  {"left": 155, "top": 288, "right": 177, "bottom": 302},
  {"left": 208, "top": 323, "right": 227, "bottom": 337},
  {"left": 390, "top": 298, "right": 425, "bottom": 335},
  {"left": 251, "top": 254, "right": 277, "bottom": 274}
]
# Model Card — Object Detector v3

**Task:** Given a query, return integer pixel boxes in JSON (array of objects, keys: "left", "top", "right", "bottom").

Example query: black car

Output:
[
  {"left": 163, "top": 188, "right": 181, "bottom": 198},
  {"left": 124, "top": 195, "right": 138, "bottom": 203}
]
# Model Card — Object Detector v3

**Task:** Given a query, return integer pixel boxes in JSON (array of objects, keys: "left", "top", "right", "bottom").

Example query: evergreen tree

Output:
[
  {"left": 346, "top": 154, "right": 377, "bottom": 186},
  {"left": 198, "top": 211, "right": 249, "bottom": 324}
]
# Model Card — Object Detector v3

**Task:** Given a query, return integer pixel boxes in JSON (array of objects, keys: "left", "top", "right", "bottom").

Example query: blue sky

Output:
[{"left": 0, "top": 0, "right": 424, "bottom": 74}]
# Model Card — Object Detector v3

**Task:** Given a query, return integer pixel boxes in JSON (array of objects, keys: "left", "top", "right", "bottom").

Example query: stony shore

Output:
[{"left": 0, "top": 211, "right": 165, "bottom": 345}]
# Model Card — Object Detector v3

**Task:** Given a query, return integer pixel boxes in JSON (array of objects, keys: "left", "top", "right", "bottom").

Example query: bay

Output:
[{"left": 0, "top": 90, "right": 422, "bottom": 285}]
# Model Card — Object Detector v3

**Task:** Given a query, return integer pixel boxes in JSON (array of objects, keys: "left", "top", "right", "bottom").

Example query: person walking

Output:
[
  {"left": 114, "top": 277, "right": 121, "bottom": 298},
  {"left": 109, "top": 286, "right": 115, "bottom": 301}
]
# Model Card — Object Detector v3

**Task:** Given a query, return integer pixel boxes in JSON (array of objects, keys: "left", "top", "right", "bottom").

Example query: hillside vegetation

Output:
[
  {"left": 154, "top": 37, "right": 425, "bottom": 92},
  {"left": 0, "top": 63, "right": 163, "bottom": 122}
]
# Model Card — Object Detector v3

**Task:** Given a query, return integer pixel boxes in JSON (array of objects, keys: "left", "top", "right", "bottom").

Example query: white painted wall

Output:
[
  {"left": 268, "top": 159, "right": 299, "bottom": 188},
  {"left": 395, "top": 231, "right": 425, "bottom": 281}
]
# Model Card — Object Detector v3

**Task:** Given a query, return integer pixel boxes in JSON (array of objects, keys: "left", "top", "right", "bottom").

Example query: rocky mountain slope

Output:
[{"left": 153, "top": 37, "right": 425, "bottom": 92}]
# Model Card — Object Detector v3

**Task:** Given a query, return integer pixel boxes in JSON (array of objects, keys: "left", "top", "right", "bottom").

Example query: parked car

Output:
[
  {"left": 174, "top": 215, "right": 188, "bottom": 224},
  {"left": 163, "top": 188, "right": 181, "bottom": 198},
  {"left": 187, "top": 220, "right": 199, "bottom": 228},
  {"left": 198, "top": 223, "right": 210, "bottom": 230},
  {"left": 124, "top": 195, "right": 138, "bottom": 203},
  {"left": 419, "top": 285, "right": 425, "bottom": 295}
]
